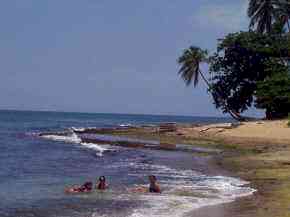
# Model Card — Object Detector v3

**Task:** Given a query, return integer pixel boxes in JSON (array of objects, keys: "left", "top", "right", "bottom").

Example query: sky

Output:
[{"left": 0, "top": 0, "right": 253, "bottom": 117}]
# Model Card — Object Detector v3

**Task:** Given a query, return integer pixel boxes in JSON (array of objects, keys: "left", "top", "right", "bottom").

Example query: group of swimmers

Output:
[{"left": 65, "top": 175, "right": 161, "bottom": 194}]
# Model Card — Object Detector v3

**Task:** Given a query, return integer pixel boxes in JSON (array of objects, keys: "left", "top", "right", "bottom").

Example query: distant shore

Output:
[{"left": 81, "top": 119, "right": 290, "bottom": 217}]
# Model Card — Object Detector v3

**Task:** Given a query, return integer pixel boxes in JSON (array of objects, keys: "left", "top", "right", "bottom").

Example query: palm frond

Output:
[
  {"left": 248, "top": 0, "right": 284, "bottom": 33},
  {"left": 177, "top": 46, "right": 208, "bottom": 87}
]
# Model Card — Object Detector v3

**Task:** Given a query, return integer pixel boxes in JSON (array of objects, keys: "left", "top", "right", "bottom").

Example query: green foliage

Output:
[
  {"left": 288, "top": 114, "right": 290, "bottom": 126},
  {"left": 177, "top": 46, "right": 208, "bottom": 87},
  {"left": 248, "top": 0, "right": 290, "bottom": 33},
  {"left": 209, "top": 31, "right": 275, "bottom": 113},
  {"left": 209, "top": 31, "right": 290, "bottom": 117},
  {"left": 248, "top": 0, "right": 277, "bottom": 33},
  {"left": 177, "top": 45, "right": 244, "bottom": 120},
  {"left": 256, "top": 70, "right": 290, "bottom": 119},
  {"left": 177, "top": 0, "right": 290, "bottom": 119},
  {"left": 178, "top": 31, "right": 290, "bottom": 118}
]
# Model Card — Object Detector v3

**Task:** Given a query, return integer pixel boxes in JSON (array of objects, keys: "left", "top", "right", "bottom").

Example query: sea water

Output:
[{"left": 0, "top": 110, "right": 255, "bottom": 217}]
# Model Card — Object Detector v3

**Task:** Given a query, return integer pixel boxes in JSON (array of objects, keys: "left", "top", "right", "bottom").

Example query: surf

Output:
[{"left": 39, "top": 130, "right": 110, "bottom": 157}]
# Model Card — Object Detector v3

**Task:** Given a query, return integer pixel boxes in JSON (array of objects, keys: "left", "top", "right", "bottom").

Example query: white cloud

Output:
[{"left": 192, "top": 1, "right": 248, "bottom": 32}]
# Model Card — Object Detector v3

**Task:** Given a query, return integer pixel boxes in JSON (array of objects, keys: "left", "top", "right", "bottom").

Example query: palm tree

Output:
[
  {"left": 177, "top": 46, "right": 209, "bottom": 87},
  {"left": 248, "top": 0, "right": 290, "bottom": 33},
  {"left": 276, "top": 0, "right": 290, "bottom": 32},
  {"left": 248, "top": 0, "right": 277, "bottom": 33},
  {"left": 177, "top": 47, "right": 244, "bottom": 121}
]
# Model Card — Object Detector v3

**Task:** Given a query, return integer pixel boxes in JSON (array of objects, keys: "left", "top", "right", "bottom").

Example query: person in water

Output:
[
  {"left": 65, "top": 181, "right": 93, "bottom": 193},
  {"left": 131, "top": 175, "right": 161, "bottom": 193},
  {"left": 96, "top": 176, "right": 108, "bottom": 190},
  {"left": 148, "top": 175, "right": 161, "bottom": 193}
]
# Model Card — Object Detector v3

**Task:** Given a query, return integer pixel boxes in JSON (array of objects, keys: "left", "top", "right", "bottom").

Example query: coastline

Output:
[{"left": 79, "top": 119, "right": 290, "bottom": 217}]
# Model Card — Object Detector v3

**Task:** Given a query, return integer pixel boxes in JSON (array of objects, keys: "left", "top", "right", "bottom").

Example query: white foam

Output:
[
  {"left": 40, "top": 132, "right": 82, "bottom": 144},
  {"left": 119, "top": 123, "right": 133, "bottom": 127},
  {"left": 71, "top": 127, "right": 86, "bottom": 132},
  {"left": 106, "top": 161, "right": 256, "bottom": 217},
  {"left": 71, "top": 127, "right": 98, "bottom": 132},
  {"left": 129, "top": 182, "right": 255, "bottom": 217},
  {"left": 40, "top": 132, "right": 111, "bottom": 157},
  {"left": 39, "top": 130, "right": 256, "bottom": 216},
  {"left": 80, "top": 142, "right": 110, "bottom": 157}
]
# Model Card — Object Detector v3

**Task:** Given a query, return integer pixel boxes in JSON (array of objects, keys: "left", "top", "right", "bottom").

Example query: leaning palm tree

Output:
[
  {"left": 177, "top": 47, "right": 244, "bottom": 121},
  {"left": 177, "top": 46, "right": 209, "bottom": 87},
  {"left": 248, "top": 0, "right": 290, "bottom": 33}
]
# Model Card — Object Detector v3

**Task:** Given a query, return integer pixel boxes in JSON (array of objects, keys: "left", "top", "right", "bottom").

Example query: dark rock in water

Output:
[
  {"left": 159, "top": 122, "right": 177, "bottom": 133},
  {"left": 80, "top": 134, "right": 219, "bottom": 153}
]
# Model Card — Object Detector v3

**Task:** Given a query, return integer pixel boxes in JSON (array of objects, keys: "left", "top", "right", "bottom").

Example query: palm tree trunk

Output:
[
  {"left": 198, "top": 70, "right": 245, "bottom": 121},
  {"left": 228, "top": 110, "right": 245, "bottom": 121},
  {"left": 199, "top": 69, "right": 211, "bottom": 87}
]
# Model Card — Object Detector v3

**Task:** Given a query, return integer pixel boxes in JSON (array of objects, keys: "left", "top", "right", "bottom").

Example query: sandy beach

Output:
[
  {"left": 177, "top": 119, "right": 290, "bottom": 145},
  {"left": 94, "top": 119, "right": 290, "bottom": 148}
]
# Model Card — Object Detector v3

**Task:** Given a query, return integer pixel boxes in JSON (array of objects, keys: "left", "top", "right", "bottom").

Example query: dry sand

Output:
[
  {"left": 178, "top": 119, "right": 290, "bottom": 145},
  {"left": 220, "top": 120, "right": 290, "bottom": 139}
]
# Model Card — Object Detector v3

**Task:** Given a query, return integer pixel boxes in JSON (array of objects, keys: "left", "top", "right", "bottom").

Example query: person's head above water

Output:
[
  {"left": 99, "top": 176, "right": 106, "bottom": 182},
  {"left": 148, "top": 175, "right": 157, "bottom": 183},
  {"left": 148, "top": 175, "right": 161, "bottom": 193},
  {"left": 97, "top": 176, "right": 107, "bottom": 190}
]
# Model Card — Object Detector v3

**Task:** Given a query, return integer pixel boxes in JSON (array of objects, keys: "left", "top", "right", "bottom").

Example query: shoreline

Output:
[{"left": 73, "top": 120, "right": 290, "bottom": 217}]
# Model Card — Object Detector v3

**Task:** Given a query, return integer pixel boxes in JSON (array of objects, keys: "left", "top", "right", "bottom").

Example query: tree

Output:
[
  {"left": 256, "top": 71, "right": 290, "bottom": 119},
  {"left": 248, "top": 0, "right": 290, "bottom": 33},
  {"left": 208, "top": 31, "right": 290, "bottom": 118},
  {"left": 248, "top": 0, "right": 277, "bottom": 33},
  {"left": 275, "top": 0, "right": 290, "bottom": 31},
  {"left": 209, "top": 32, "right": 269, "bottom": 113},
  {"left": 177, "top": 46, "right": 244, "bottom": 120},
  {"left": 177, "top": 46, "right": 209, "bottom": 87},
  {"left": 177, "top": 1, "right": 290, "bottom": 120}
]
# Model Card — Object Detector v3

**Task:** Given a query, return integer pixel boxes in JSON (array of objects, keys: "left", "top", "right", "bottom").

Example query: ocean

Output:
[{"left": 0, "top": 110, "right": 255, "bottom": 217}]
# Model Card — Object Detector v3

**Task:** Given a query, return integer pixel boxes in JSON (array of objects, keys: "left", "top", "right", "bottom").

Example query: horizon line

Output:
[{"left": 0, "top": 108, "right": 230, "bottom": 119}]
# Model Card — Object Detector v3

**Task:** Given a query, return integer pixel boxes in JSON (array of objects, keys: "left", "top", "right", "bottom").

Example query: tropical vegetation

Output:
[
  {"left": 178, "top": 0, "right": 290, "bottom": 120},
  {"left": 248, "top": 0, "right": 290, "bottom": 33}
]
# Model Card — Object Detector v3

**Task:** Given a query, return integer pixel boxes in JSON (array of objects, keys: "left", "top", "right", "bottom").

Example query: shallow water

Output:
[{"left": 0, "top": 110, "right": 254, "bottom": 217}]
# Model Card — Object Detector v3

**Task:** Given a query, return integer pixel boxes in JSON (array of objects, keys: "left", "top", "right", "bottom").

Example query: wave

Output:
[
  {"left": 105, "top": 161, "right": 256, "bottom": 217},
  {"left": 40, "top": 132, "right": 82, "bottom": 144},
  {"left": 71, "top": 127, "right": 98, "bottom": 132},
  {"left": 37, "top": 128, "right": 255, "bottom": 217},
  {"left": 80, "top": 142, "right": 110, "bottom": 157},
  {"left": 39, "top": 131, "right": 110, "bottom": 157},
  {"left": 119, "top": 123, "right": 133, "bottom": 127}
]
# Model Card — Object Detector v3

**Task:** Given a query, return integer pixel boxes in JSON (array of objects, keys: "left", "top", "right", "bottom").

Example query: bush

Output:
[{"left": 288, "top": 114, "right": 290, "bottom": 127}]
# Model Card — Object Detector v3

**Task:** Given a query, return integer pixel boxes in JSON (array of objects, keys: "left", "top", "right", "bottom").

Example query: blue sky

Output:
[{"left": 0, "top": 0, "right": 252, "bottom": 116}]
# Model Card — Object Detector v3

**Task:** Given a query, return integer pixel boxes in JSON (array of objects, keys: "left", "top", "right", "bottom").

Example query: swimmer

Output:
[
  {"left": 130, "top": 175, "right": 161, "bottom": 193},
  {"left": 96, "top": 176, "right": 108, "bottom": 190},
  {"left": 148, "top": 175, "right": 161, "bottom": 193},
  {"left": 65, "top": 181, "right": 93, "bottom": 193}
]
